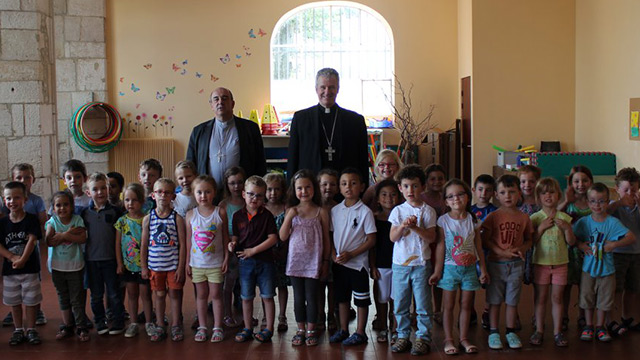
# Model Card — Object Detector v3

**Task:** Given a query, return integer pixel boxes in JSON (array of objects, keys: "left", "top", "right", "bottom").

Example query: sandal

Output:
[
  {"left": 390, "top": 331, "right": 398, "bottom": 345},
  {"left": 607, "top": 320, "right": 628, "bottom": 336},
  {"left": 277, "top": 316, "right": 288, "bottom": 332},
  {"left": 459, "top": 338, "right": 478, "bottom": 354},
  {"left": 77, "top": 327, "right": 90, "bottom": 342},
  {"left": 170, "top": 325, "right": 184, "bottom": 342},
  {"left": 529, "top": 331, "right": 543, "bottom": 346},
  {"left": 210, "top": 327, "right": 224, "bottom": 343},
  {"left": 306, "top": 330, "right": 318, "bottom": 346},
  {"left": 292, "top": 329, "right": 305, "bottom": 346},
  {"left": 377, "top": 329, "right": 388, "bottom": 343},
  {"left": 223, "top": 316, "right": 239, "bottom": 328},
  {"left": 194, "top": 327, "right": 207, "bottom": 342},
  {"left": 554, "top": 332, "right": 568, "bottom": 347},
  {"left": 234, "top": 328, "right": 253, "bottom": 343},
  {"left": 56, "top": 324, "right": 74, "bottom": 340},
  {"left": 443, "top": 339, "right": 459, "bottom": 355},
  {"left": 254, "top": 328, "right": 273, "bottom": 343}
]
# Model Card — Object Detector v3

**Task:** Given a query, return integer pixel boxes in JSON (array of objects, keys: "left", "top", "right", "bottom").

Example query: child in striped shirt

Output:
[{"left": 141, "top": 178, "right": 186, "bottom": 342}]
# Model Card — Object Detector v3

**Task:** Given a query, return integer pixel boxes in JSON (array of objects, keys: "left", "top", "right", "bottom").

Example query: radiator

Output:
[{"left": 108, "top": 138, "right": 175, "bottom": 186}]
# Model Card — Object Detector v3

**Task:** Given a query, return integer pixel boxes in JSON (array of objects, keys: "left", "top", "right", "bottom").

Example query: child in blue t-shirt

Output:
[
  {"left": 574, "top": 183, "right": 635, "bottom": 342},
  {"left": 46, "top": 190, "right": 89, "bottom": 341}
]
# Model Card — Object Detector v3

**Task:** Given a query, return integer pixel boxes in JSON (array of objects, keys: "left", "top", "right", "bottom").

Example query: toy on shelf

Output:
[
  {"left": 261, "top": 104, "right": 280, "bottom": 135},
  {"left": 493, "top": 144, "right": 536, "bottom": 168},
  {"left": 237, "top": 110, "right": 243, "bottom": 118}
]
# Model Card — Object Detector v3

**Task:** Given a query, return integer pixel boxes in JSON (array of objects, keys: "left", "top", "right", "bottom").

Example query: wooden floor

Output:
[{"left": 1, "top": 248, "right": 640, "bottom": 359}]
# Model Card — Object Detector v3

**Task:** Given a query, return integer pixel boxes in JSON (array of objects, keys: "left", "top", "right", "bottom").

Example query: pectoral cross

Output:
[{"left": 325, "top": 146, "right": 335, "bottom": 161}]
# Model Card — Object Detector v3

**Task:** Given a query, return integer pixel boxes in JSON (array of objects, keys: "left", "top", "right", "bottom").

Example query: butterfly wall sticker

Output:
[
  {"left": 166, "top": 86, "right": 175, "bottom": 94},
  {"left": 258, "top": 28, "right": 266, "bottom": 37},
  {"left": 219, "top": 54, "right": 230, "bottom": 64},
  {"left": 210, "top": 75, "right": 219, "bottom": 82},
  {"left": 195, "top": 72, "right": 202, "bottom": 78},
  {"left": 172, "top": 63, "right": 181, "bottom": 72},
  {"left": 156, "top": 92, "right": 166, "bottom": 101},
  {"left": 248, "top": 29, "right": 256, "bottom": 38},
  {"left": 131, "top": 83, "right": 140, "bottom": 92},
  {"left": 143, "top": 63, "right": 152, "bottom": 69}
]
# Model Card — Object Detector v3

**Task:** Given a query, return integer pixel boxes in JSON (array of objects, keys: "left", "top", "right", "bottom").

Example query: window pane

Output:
[{"left": 271, "top": 3, "right": 393, "bottom": 117}]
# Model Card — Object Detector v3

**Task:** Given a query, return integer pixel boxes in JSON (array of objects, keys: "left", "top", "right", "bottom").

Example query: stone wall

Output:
[
  {"left": 0, "top": 0, "right": 107, "bottom": 206},
  {"left": 53, "top": 0, "right": 107, "bottom": 175},
  {"left": 0, "top": 0, "right": 58, "bottom": 200}
]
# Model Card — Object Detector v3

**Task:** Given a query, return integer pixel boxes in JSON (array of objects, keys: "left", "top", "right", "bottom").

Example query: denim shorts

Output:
[
  {"left": 238, "top": 258, "right": 275, "bottom": 300},
  {"left": 438, "top": 264, "right": 480, "bottom": 292}
]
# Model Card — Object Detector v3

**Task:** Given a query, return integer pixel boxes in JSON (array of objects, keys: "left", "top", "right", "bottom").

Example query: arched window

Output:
[{"left": 271, "top": 2, "right": 394, "bottom": 118}]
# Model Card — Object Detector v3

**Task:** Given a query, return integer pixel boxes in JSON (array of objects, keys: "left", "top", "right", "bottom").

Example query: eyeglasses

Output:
[
  {"left": 445, "top": 192, "right": 467, "bottom": 200},
  {"left": 588, "top": 199, "right": 607, "bottom": 205},
  {"left": 245, "top": 191, "right": 264, "bottom": 200},
  {"left": 377, "top": 162, "right": 398, "bottom": 169}
]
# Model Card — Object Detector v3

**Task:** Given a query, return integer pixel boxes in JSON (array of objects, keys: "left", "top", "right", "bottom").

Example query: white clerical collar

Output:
[
  {"left": 215, "top": 117, "right": 234, "bottom": 129},
  {"left": 319, "top": 104, "right": 338, "bottom": 114}
]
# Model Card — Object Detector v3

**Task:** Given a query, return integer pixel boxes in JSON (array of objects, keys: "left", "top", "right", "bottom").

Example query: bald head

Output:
[{"left": 209, "top": 87, "right": 235, "bottom": 122}]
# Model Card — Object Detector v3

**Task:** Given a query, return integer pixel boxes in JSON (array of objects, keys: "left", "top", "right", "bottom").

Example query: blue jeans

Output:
[
  {"left": 86, "top": 259, "right": 124, "bottom": 326},
  {"left": 392, "top": 263, "right": 433, "bottom": 341}
]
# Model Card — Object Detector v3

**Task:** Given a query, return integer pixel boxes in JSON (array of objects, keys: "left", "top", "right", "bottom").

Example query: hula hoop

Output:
[{"left": 70, "top": 102, "right": 123, "bottom": 153}]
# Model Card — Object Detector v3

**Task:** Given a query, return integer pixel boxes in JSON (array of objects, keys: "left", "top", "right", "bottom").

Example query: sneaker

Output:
[
  {"left": 411, "top": 338, "right": 431, "bottom": 356},
  {"left": 124, "top": 323, "right": 139, "bottom": 338},
  {"left": 145, "top": 323, "right": 155, "bottom": 337},
  {"left": 109, "top": 324, "right": 125, "bottom": 335},
  {"left": 35, "top": 310, "right": 47, "bottom": 326},
  {"left": 150, "top": 326, "right": 166, "bottom": 342},
  {"left": 596, "top": 327, "right": 612, "bottom": 342},
  {"left": 96, "top": 321, "right": 109, "bottom": 335},
  {"left": 391, "top": 337, "right": 412, "bottom": 353},
  {"left": 26, "top": 329, "right": 41, "bottom": 345},
  {"left": 3, "top": 312, "right": 14, "bottom": 327},
  {"left": 488, "top": 333, "right": 503, "bottom": 350},
  {"left": 581, "top": 326, "right": 594, "bottom": 341},
  {"left": 9, "top": 329, "right": 25, "bottom": 345},
  {"left": 329, "top": 329, "right": 350, "bottom": 343},
  {"left": 505, "top": 332, "right": 522, "bottom": 349},
  {"left": 342, "top": 332, "right": 368, "bottom": 346}
]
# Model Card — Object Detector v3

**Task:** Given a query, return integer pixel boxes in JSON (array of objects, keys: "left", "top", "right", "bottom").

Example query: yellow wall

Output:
[
  {"left": 106, "top": 0, "right": 459, "bottom": 165},
  {"left": 575, "top": 0, "right": 640, "bottom": 168},
  {"left": 458, "top": 0, "right": 472, "bottom": 79},
  {"left": 471, "top": 0, "right": 575, "bottom": 178}
]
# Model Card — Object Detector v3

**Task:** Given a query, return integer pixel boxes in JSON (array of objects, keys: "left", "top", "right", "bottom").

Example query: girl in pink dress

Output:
[{"left": 279, "top": 170, "right": 330, "bottom": 346}]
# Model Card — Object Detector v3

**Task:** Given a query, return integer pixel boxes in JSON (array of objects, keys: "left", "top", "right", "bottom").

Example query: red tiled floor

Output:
[{"left": 1, "top": 246, "right": 640, "bottom": 359}]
